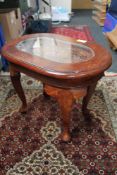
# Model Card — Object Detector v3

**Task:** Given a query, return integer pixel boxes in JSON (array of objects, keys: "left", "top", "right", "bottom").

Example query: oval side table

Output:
[{"left": 2, "top": 33, "right": 112, "bottom": 142}]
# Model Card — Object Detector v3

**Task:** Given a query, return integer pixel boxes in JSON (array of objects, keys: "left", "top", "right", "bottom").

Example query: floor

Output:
[{"left": 57, "top": 10, "right": 117, "bottom": 73}]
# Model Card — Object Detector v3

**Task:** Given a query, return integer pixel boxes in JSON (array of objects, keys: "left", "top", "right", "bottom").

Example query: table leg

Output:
[
  {"left": 43, "top": 83, "right": 50, "bottom": 98},
  {"left": 82, "top": 82, "right": 97, "bottom": 121},
  {"left": 10, "top": 66, "right": 27, "bottom": 113},
  {"left": 57, "top": 91, "right": 74, "bottom": 142},
  {"left": 44, "top": 85, "right": 73, "bottom": 142}
]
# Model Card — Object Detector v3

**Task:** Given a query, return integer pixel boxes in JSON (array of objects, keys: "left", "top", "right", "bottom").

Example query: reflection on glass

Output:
[{"left": 16, "top": 36, "right": 95, "bottom": 63}]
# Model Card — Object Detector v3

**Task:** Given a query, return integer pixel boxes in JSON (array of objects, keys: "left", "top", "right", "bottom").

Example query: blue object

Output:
[
  {"left": 103, "top": 13, "right": 117, "bottom": 32},
  {"left": 103, "top": 0, "right": 117, "bottom": 33},
  {"left": 0, "top": 24, "right": 8, "bottom": 71}
]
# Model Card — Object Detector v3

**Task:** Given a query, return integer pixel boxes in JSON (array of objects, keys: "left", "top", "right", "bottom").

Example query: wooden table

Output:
[{"left": 2, "top": 33, "right": 112, "bottom": 141}]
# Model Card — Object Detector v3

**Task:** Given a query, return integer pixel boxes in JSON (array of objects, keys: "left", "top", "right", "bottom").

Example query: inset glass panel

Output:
[{"left": 16, "top": 36, "right": 95, "bottom": 63}]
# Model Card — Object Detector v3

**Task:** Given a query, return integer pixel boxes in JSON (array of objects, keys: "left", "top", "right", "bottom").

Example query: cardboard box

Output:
[
  {"left": 0, "top": 8, "right": 23, "bottom": 42},
  {"left": 92, "top": 10, "right": 106, "bottom": 18},
  {"left": 72, "top": 0, "right": 93, "bottom": 9},
  {"left": 94, "top": 0, "right": 107, "bottom": 5},
  {"left": 93, "top": 3, "right": 106, "bottom": 12},
  {"left": 92, "top": 15, "right": 105, "bottom": 26}
]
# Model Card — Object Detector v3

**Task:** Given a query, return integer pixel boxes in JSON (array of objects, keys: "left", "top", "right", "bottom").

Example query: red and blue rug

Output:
[
  {"left": 0, "top": 75, "right": 117, "bottom": 175},
  {"left": 52, "top": 25, "right": 94, "bottom": 42}
]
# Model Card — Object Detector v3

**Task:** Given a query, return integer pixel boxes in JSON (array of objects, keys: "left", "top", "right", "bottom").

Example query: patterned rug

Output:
[
  {"left": 0, "top": 75, "right": 117, "bottom": 175},
  {"left": 52, "top": 25, "right": 94, "bottom": 42}
]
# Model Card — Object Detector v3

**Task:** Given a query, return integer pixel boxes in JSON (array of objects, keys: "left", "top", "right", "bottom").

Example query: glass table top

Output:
[{"left": 16, "top": 36, "right": 95, "bottom": 64}]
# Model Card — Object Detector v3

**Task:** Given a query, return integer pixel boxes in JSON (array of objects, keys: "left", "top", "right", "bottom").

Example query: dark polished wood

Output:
[
  {"left": 2, "top": 33, "right": 112, "bottom": 141},
  {"left": 9, "top": 64, "right": 27, "bottom": 113}
]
